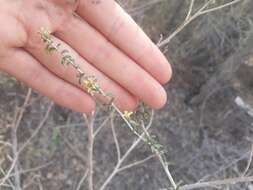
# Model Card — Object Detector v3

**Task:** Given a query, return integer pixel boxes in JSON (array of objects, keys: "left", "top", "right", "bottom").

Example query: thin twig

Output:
[
  {"left": 158, "top": 0, "right": 242, "bottom": 47},
  {"left": 185, "top": 0, "right": 195, "bottom": 21},
  {"left": 118, "top": 154, "right": 156, "bottom": 173},
  {"left": 0, "top": 88, "right": 32, "bottom": 188},
  {"left": 158, "top": 0, "right": 212, "bottom": 47},
  {"left": 99, "top": 134, "right": 144, "bottom": 190},
  {"left": 99, "top": 112, "right": 154, "bottom": 190},
  {"left": 178, "top": 176, "right": 253, "bottom": 190},
  {"left": 199, "top": 149, "right": 251, "bottom": 182},
  {"left": 12, "top": 88, "right": 33, "bottom": 189},
  {"left": 19, "top": 102, "right": 54, "bottom": 154},
  {"left": 199, "top": 0, "right": 242, "bottom": 15},
  {"left": 0, "top": 101, "right": 53, "bottom": 187},
  {"left": 141, "top": 122, "right": 177, "bottom": 189},
  {"left": 83, "top": 112, "right": 96, "bottom": 190},
  {"left": 0, "top": 141, "right": 12, "bottom": 148},
  {"left": 76, "top": 170, "right": 89, "bottom": 190},
  {"left": 93, "top": 111, "right": 114, "bottom": 138},
  {"left": 12, "top": 126, "right": 21, "bottom": 190},
  {"left": 64, "top": 139, "right": 86, "bottom": 164},
  {"left": 4, "top": 161, "right": 53, "bottom": 180},
  {"left": 110, "top": 113, "right": 121, "bottom": 163},
  {"left": 13, "top": 88, "right": 32, "bottom": 129},
  {"left": 0, "top": 167, "right": 15, "bottom": 189},
  {"left": 241, "top": 144, "right": 253, "bottom": 176},
  {"left": 159, "top": 154, "right": 177, "bottom": 189}
]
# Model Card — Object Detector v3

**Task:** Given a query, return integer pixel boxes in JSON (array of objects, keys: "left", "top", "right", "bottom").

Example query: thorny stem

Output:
[
  {"left": 117, "top": 154, "right": 156, "bottom": 173},
  {"left": 76, "top": 170, "right": 89, "bottom": 190},
  {"left": 0, "top": 89, "right": 31, "bottom": 187},
  {"left": 83, "top": 112, "right": 96, "bottom": 190},
  {"left": 141, "top": 121, "right": 177, "bottom": 189},
  {"left": 11, "top": 89, "right": 32, "bottom": 190},
  {"left": 39, "top": 28, "right": 177, "bottom": 189},
  {"left": 99, "top": 126, "right": 151, "bottom": 190},
  {"left": 178, "top": 176, "right": 253, "bottom": 190},
  {"left": 110, "top": 114, "right": 121, "bottom": 162},
  {"left": 0, "top": 95, "right": 53, "bottom": 187},
  {"left": 158, "top": 0, "right": 243, "bottom": 47}
]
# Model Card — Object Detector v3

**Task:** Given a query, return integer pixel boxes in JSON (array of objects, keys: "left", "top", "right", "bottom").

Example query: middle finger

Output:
[
  {"left": 25, "top": 33, "right": 138, "bottom": 111},
  {"left": 55, "top": 16, "right": 167, "bottom": 109}
]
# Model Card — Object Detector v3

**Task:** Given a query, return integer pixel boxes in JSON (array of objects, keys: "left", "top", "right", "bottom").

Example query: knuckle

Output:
[
  {"left": 0, "top": 12, "right": 27, "bottom": 48},
  {"left": 90, "top": 39, "right": 113, "bottom": 63},
  {"left": 99, "top": 40, "right": 113, "bottom": 61},
  {"left": 49, "top": 0, "right": 80, "bottom": 13},
  {"left": 106, "top": 16, "right": 126, "bottom": 39},
  {"left": 19, "top": 0, "right": 75, "bottom": 44}
]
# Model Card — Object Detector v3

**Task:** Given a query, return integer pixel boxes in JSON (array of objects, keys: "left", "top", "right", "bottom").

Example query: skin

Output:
[{"left": 0, "top": 0, "right": 172, "bottom": 113}]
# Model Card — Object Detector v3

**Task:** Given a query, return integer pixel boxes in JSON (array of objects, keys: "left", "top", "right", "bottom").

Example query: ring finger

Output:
[{"left": 25, "top": 31, "right": 138, "bottom": 111}]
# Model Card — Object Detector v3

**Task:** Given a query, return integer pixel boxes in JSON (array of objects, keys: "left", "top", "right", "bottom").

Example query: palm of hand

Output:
[{"left": 0, "top": 0, "right": 172, "bottom": 113}]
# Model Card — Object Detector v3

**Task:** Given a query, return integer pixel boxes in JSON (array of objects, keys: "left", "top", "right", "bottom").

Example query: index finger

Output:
[{"left": 76, "top": 0, "right": 172, "bottom": 84}]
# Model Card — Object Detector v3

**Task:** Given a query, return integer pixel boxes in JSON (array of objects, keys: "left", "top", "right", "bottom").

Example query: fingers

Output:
[
  {"left": 76, "top": 0, "right": 172, "bottom": 84},
  {"left": 1, "top": 48, "right": 95, "bottom": 113},
  {"left": 0, "top": 8, "right": 27, "bottom": 51},
  {"left": 25, "top": 33, "right": 138, "bottom": 111},
  {"left": 55, "top": 16, "right": 167, "bottom": 109}
]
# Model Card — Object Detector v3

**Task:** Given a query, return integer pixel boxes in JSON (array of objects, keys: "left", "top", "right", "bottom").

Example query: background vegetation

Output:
[{"left": 0, "top": 0, "right": 253, "bottom": 189}]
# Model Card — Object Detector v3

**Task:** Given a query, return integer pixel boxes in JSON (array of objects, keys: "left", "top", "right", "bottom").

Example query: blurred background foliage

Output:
[{"left": 1, "top": 0, "right": 253, "bottom": 189}]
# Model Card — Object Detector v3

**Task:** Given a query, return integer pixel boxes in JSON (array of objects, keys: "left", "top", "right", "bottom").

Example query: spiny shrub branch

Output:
[{"left": 38, "top": 28, "right": 178, "bottom": 189}]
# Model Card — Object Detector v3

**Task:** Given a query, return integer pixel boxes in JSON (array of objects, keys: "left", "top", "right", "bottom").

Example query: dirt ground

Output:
[{"left": 1, "top": 1, "right": 253, "bottom": 190}]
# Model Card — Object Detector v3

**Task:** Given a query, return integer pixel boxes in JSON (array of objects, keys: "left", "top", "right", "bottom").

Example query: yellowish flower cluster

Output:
[{"left": 82, "top": 76, "right": 100, "bottom": 96}]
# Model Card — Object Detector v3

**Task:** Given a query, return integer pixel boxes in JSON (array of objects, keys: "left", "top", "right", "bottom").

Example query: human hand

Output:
[{"left": 0, "top": 0, "right": 172, "bottom": 113}]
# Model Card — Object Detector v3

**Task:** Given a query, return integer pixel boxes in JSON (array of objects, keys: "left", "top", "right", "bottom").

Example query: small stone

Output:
[
  {"left": 58, "top": 173, "right": 67, "bottom": 180},
  {"left": 67, "top": 179, "right": 72, "bottom": 185},
  {"left": 47, "top": 173, "right": 53, "bottom": 179}
]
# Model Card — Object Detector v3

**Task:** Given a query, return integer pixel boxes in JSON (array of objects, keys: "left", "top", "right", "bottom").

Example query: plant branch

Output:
[
  {"left": 0, "top": 88, "right": 32, "bottom": 188},
  {"left": 118, "top": 154, "right": 156, "bottom": 173},
  {"left": 83, "top": 112, "right": 96, "bottom": 190},
  {"left": 178, "top": 176, "right": 253, "bottom": 190},
  {"left": 0, "top": 101, "right": 53, "bottom": 187},
  {"left": 99, "top": 114, "right": 154, "bottom": 190},
  {"left": 241, "top": 144, "right": 253, "bottom": 176},
  {"left": 39, "top": 29, "right": 175, "bottom": 189},
  {"left": 111, "top": 113, "right": 121, "bottom": 163},
  {"left": 76, "top": 170, "right": 89, "bottom": 190},
  {"left": 158, "top": 0, "right": 243, "bottom": 47}
]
